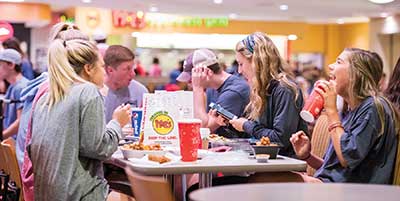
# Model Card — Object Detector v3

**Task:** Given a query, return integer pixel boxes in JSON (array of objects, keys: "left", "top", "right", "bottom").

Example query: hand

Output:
[
  {"left": 229, "top": 117, "right": 247, "bottom": 132},
  {"left": 314, "top": 80, "right": 338, "bottom": 113},
  {"left": 208, "top": 109, "right": 228, "bottom": 127},
  {"left": 112, "top": 104, "right": 131, "bottom": 127},
  {"left": 289, "top": 131, "right": 311, "bottom": 159},
  {"left": 191, "top": 66, "right": 212, "bottom": 91}
]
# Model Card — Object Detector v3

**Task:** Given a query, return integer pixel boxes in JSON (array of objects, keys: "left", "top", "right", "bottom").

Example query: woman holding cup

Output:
[{"left": 290, "top": 48, "right": 399, "bottom": 183}]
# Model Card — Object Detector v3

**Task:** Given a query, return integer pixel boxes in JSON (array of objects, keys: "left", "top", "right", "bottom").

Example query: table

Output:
[
  {"left": 189, "top": 183, "right": 400, "bottom": 201},
  {"left": 108, "top": 150, "right": 307, "bottom": 188}
]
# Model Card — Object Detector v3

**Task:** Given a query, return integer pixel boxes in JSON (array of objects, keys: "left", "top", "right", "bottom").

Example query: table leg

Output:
[
  {"left": 198, "top": 173, "right": 213, "bottom": 188},
  {"left": 182, "top": 174, "right": 187, "bottom": 201}
]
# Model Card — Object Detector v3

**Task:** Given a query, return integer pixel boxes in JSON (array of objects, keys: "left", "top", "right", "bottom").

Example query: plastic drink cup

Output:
[
  {"left": 131, "top": 108, "right": 143, "bottom": 137},
  {"left": 300, "top": 81, "right": 325, "bottom": 123},
  {"left": 178, "top": 119, "right": 202, "bottom": 162}
]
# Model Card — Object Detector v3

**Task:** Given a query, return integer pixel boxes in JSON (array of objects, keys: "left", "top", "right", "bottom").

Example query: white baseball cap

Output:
[{"left": 0, "top": 49, "right": 22, "bottom": 65}]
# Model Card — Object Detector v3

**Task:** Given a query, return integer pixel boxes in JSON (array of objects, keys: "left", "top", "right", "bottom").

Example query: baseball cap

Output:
[
  {"left": 176, "top": 49, "right": 218, "bottom": 83},
  {"left": 0, "top": 49, "right": 22, "bottom": 65},
  {"left": 92, "top": 29, "right": 107, "bottom": 41}
]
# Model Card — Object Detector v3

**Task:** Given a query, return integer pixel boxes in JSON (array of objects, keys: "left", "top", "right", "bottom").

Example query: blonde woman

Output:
[
  {"left": 291, "top": 48, "right": 399, "bottom": 183},
  {"left": 230, "top": 32, "right": 307, "bottom": 157},
  {"left": 28, "top": 37, "right": 131, "bottom": 200}
]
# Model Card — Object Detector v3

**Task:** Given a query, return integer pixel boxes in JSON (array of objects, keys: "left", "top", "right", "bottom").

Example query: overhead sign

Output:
[
  {"left": 0, "top": 21, "right": 13, "bottom": 42},
  {"left": 112, "top": 11, "right": 229, "bottom": 29}
]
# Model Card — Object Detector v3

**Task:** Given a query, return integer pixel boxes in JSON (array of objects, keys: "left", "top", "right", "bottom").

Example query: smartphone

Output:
[{"left": 209, "top": 102, "right": 237, "bottom": 120}]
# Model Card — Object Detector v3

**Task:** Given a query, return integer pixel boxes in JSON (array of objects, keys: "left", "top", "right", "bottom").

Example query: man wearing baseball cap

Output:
[
  {"left": 177, "top": 49, "right": 250, "bottom": 136},
  {"left": 0, "top": 48, "right": 29, "bottom": 139}
]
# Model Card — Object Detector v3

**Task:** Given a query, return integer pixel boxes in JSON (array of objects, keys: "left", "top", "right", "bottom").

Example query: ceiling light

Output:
[
  {"left": 0, "top": 0, "right": 25, "bottom": 2},
  {"left": 229, "top": 13, "right": 238, "bottom": 19},
  {"left": 380, "top": 12, "right": 389, "bottom": 18},
  {"left": 149, "top": 6, "right": 158, "bottom": 12},
  {"left": 288, "top": 34, "right": 298, "bottom": 41},
  {"left": 279, "top": 4, "right": 289, "bottom": 11},
  {"left": 368, "top": 0, "right": 394, "bottom": 4},
  {"left": 82, "top": 0, "right": 91, "bottom": 3},
  {"left": 213, "top": 0, "right": 223, "bottom": 4},
  {"left": 336, "top": 19, "right": 345, "bottom": 24}
]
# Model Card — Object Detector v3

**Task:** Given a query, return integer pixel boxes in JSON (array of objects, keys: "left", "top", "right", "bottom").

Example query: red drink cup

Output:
[
  {"left": 300, "top": 81, "right": 325, "bottom": 123},
  {"left": 178, "top": 119, "right": 202, "bottom": 162}
]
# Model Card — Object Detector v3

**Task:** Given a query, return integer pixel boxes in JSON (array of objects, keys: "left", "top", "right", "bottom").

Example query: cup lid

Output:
[
  {"left": 177, "top": 118, "right": 202, "bottom": 124},
  {"left": 300, "top": 110, "right": 315, "bottom": 123}
]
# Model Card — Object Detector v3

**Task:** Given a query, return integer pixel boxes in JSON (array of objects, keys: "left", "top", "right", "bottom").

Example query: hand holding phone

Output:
[{"left": 209, "top": 102, "right": 237, "bottom": 120}]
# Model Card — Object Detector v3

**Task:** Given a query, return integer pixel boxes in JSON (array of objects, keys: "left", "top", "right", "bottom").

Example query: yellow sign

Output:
[{"left": 151, "top": 112, "right": 174, "bottom": 135}]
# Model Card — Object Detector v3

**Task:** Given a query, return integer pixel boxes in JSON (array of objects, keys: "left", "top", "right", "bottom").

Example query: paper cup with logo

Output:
[
  {"left": 300, "top": 81, "right": 325, "bottom": 123},
  {"left": 178, "top": 118, "right": 202, "bottom": 162},
  {"left": 200, "top": 128, "right": 211, "bottom": 150}
]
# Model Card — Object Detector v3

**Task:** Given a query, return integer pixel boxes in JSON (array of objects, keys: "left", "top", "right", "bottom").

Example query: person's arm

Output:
[
  {"left": 326, "top": 108, "right": 347, "bottom": 167},
  {"left": 79, "top": 95, "right": 123, "bottom": 160},
  {"left": 3, "top": 109, "right": 22, "bottom": 139},
  {"left": 304, "top": 153, "right": 324, "bottom": 170},
  {"left": 243, "top": 87, "right": 303, "bottom": 148},
  {"left": 192, "top": 67, "right": 212, "bottom": 127},
  {"left": 290, "top": 131, "right": 324, "bottom": 169},
  {"left": 207, "top": 90, "right": 244, "bottom": 132},
  {"left": 193, "top": 87, "right": 208, "bottom": 127}
]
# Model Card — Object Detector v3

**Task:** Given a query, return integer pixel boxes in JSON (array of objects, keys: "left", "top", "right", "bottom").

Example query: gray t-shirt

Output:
[
  {"left": 105, "top": 80, "right": 148, "bottom": 122},
  {"left": 29, "top": 83, "right": 122, "bottom": 201}
]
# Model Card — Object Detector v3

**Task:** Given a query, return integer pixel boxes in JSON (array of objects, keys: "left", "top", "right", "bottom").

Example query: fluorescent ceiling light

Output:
[
  {"left": 368, "top": 0, "right": 394, "bottom": 4},
  {"left": 279, "top": 4, "right": 289, "bottom": 11},
  {"left": 380, "top": 12, "right": 389, "bottom": 18},
  {"left": 213, "top": 0, "right": 223, "bottom": 4},
  {"left": 149, "top": 5, "right": 158, "bottom": 12},
  {"left": 288, "top": 34, "right": 298, "bottom": 41},
  {"left": 82, "top": 0, "right": 91, "bottom": 3},
  {"left": 0, "top": 0, "right": 25, "bottom": 2},
  {"left": 229, "top": 13, "right": 238, "bottom": 19},
  {"left": 336, "top": 19, "right": 345, "bottom": 24}
]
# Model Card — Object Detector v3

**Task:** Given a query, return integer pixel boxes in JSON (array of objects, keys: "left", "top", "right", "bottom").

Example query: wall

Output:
[
  {"left": 370, "top": 15, "right": 400, "bottom": 76},
  {"left": 0, "top": 3, "right": 51, "bottom": 26}
]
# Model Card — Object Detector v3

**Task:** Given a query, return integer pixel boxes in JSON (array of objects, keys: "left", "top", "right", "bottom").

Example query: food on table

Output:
[
  {"left": 207, "top": 134, "right": 231, "bottom": 142},
  {"left": 148, "top": 154, "right": 171, "bottom": 164},
  {"left": 122, "top": 142, "right": 162, "bottom": 151},
  {"left": 255, "top": 136, "right": 277, "bottom": 146}
]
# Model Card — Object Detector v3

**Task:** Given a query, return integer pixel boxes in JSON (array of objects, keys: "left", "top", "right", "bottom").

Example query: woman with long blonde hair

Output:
[
  {"left": 28, "top": 29, "right": 131, "bottom": 200},
  {"left": 230, "top": 32, "right": 307, "bottom": 157},
  {"left": 291, "top": 48, "right": 399, "bottom": 183}
]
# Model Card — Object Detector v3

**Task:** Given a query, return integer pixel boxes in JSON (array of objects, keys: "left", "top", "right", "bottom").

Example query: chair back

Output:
[
  {"left": 307, "top": 112, "right": 330, "bottom": 176},
  {"left": 5, "top": 181, "right": 20, "bottom": 201},
  {"left": 124, "top": 168, "right": 174, "bottom": 201},
  {"left": 393, "top": 136, "right": 400, "bottom": 185},
  {"left": 0, "top": 142, "right": 8, "bottom": 173},
  {"left": 0, "top": 169, "right": 10, "bottom": 199},
  {"left": 1, "top": 138, "right": 23, "bottom": 201}
]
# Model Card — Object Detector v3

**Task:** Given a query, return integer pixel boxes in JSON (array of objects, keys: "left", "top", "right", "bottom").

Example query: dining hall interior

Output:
[{"left": 0, "top": 0, "right": 400, "bottom": 201}]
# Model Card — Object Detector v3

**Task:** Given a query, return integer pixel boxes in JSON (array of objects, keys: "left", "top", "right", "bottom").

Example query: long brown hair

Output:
[
  {"left": 385, "top": 56, "right": 400, "bottom": 110},
  {"left": 236, "top": 32, "right": 298, "bottom": 120},
  {"left": 345, "top": 48, "right": 399, "bottom": 136}
]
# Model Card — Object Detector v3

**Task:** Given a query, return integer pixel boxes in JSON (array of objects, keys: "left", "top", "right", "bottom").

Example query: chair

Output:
[
  {"left": 124, "top": 167, "right": 174, "bottom": 201},
  {"left": 5, "top": 181, "right": 20, "bottom": 201},
  {"left": 307, "top": 112, "right": 330, "bottom": 176},
  {"left": 1, "top": 138, "right": 24, "bottom": 201},
  {"left": 393, "top": 137, "right": 400, "bottom": 185},
  {"left": 0, "top": 169, "right": 10, "bottom": 199}
]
